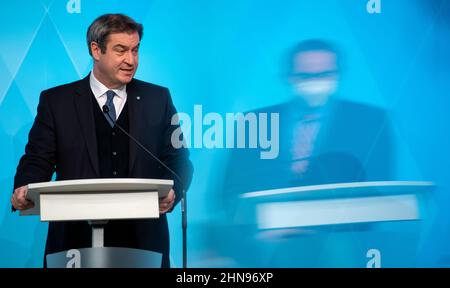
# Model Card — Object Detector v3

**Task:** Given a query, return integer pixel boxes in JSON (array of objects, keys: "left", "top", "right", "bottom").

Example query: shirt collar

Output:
[{"left": 89, "top": 71, "right": 127, "bottom": 99}]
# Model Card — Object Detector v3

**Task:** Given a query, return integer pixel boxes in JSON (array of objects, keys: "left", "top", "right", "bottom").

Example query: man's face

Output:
[
  {"left": 91, "top": 32, "right": 140, "bottom": 88},
  {"left": 290, "top": 50, "right": 338, "bottom": 107}
]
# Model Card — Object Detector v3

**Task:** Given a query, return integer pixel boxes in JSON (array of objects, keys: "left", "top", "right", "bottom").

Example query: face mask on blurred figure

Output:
[{"left": 294, "top": 79, "right": 337, "bottom": 107}]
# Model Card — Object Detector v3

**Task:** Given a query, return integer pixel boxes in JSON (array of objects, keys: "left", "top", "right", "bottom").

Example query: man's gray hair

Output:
[{"left": 86, "top": 13, "right": 143, "bottom": 56}]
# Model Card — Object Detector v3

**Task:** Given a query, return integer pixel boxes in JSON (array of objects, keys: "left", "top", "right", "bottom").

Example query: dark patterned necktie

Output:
[{"left": 105, "top": 90, "right": 117, "bottom": 127}]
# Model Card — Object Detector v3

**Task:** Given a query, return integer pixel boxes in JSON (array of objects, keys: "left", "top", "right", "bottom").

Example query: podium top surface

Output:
[
  {"left": 28, "top": 178, "right": 173, "bottom": 193},
  {"left": 239, "top": 181, "right": 435, "bottom": 202},
  {"left": 26, "top": 178, "right": 173, "bottom": 205}
]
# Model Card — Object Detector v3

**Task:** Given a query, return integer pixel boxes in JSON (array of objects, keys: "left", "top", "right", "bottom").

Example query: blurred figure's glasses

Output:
[{"left": 291, "top": 71, "right": 337, "bottom": 81}]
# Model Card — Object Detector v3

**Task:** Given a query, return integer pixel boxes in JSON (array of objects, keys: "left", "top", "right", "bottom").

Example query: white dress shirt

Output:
[{"left": 89, "top": 71, "right": 127, "bottom": 120}]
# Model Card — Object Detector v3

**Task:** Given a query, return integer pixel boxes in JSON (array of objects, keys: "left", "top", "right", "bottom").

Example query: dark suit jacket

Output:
[{"left": 14, "top": 75, "right": 193, "bottom": 267}]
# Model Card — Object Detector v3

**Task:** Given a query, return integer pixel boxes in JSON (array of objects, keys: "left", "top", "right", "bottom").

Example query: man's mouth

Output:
[{"left": 120, "top": 68, "right": 134, "bottom": 73}]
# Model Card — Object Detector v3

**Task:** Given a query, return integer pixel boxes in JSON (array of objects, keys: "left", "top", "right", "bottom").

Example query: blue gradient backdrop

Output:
[{"left": 1, "top": 0, "right": 450, "bottom": 267}]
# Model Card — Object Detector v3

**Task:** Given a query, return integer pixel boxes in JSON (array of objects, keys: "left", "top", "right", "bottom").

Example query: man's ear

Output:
[{"left": 90, "top": 42, "right": 101, "bottom": 61}]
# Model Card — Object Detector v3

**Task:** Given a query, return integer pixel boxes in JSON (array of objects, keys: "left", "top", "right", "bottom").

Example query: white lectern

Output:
[
  {"left": 21, "top": 178, "right": 173, "bottom": 268},
  {"left": 237, "top": 181, "right": 435, "bottom": 230}
]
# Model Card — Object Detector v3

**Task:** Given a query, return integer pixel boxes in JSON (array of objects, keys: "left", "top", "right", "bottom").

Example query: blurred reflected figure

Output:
[
  {"left": 224, "top": 39, "right": 393, "bottom": 201},
  {"left": 212, "top": 39, "right": 394, "bottom": 267}
]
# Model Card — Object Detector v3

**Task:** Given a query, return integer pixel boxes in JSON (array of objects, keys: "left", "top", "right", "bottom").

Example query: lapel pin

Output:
[{"left": 136, "top": 96, "right": 141, "bottom": 100}]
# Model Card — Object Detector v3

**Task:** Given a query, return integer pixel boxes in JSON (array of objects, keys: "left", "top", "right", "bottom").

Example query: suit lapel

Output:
[
  {"left": 127, "top": 79, "right": 141, "bottom": 175},
  {"left": 74, "top": 75, "right": 100, "bottom": 177}
]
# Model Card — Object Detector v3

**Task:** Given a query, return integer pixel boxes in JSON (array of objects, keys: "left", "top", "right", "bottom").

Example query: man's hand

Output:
[
  {"left": 159, "top": 189, "right": 175, "bottom": 214},
  {"left": 11, "top": 185, "right": 34, "bottom": 211}
]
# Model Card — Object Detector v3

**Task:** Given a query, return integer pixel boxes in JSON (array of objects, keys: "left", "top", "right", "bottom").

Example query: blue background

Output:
[{"left": 1, "top": 0, "right": 450, "bottom": 267}]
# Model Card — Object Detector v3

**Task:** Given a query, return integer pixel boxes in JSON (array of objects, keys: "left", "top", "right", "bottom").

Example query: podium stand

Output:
[
  {"left": 237, "top": 181, "right": 435, "bottom": 230},
  {"left": 21, "top": 178, "right": 173, "bottom": 268}
]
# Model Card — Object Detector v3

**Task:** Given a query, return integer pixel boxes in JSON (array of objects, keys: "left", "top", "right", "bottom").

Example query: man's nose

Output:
[{"left": 124, "top": 51, "right": 135, "bottom": 66}]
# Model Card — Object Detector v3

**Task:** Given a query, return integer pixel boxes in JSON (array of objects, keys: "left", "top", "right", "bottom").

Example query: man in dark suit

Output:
[
  {"left": 216, "top": 39, "right": 394, "bottom": 267},
  {"left": 223, "top": 39, "right": 393, "bottom": 209},
  {"left": 10, "top": 14, "right": 193, "bottom": 267}
]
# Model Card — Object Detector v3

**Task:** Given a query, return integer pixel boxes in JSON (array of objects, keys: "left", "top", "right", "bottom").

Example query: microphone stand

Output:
[{"left": 103, "top": 105, "right": 188, "bottom": 268}]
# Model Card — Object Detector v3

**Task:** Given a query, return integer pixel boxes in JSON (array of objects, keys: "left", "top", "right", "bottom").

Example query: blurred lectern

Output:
[
  {"left": 238, "top": 181, "right": 435, "bottom": 230},
  {"left": 21, "top": 178, "right": 173, "bottom": 268}
]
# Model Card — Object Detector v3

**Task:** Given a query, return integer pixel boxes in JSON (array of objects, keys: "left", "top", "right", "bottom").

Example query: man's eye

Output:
[{"left": 114, "top": 48, "right": 126, "bottom": 53}]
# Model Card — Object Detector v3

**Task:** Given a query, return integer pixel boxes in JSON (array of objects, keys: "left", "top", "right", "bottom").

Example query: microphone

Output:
[{"left": 103, "top": 105, "right": 188, "bottom": 268}]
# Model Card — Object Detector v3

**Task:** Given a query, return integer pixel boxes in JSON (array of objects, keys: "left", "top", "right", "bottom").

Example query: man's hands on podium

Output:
[
  {"left": 159, "top": 188, "right": 175, "bottom": 214},
  {"left": 11, "top": 185, "right": 34, "bottom": 211}
]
